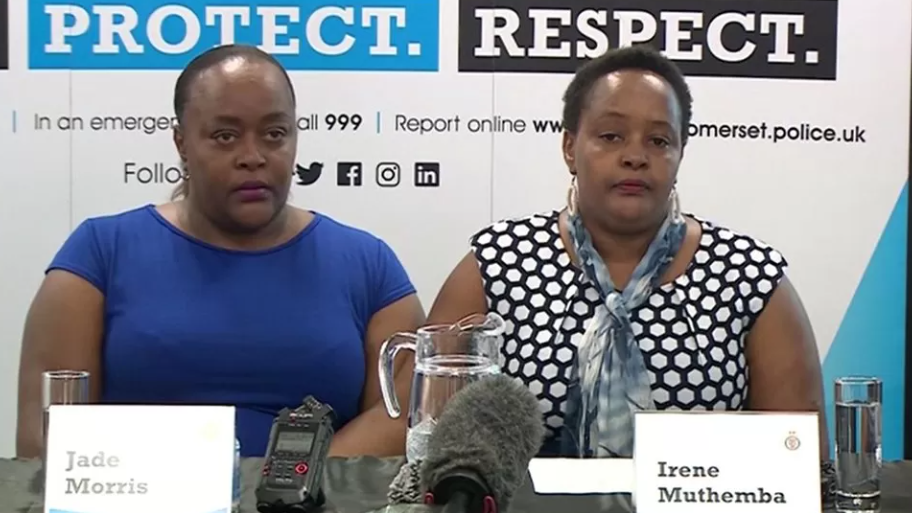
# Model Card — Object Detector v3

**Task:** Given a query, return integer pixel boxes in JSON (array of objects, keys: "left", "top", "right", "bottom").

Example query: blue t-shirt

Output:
[{"left": 47, "top": 204, "right": 416, "bottom": 456}]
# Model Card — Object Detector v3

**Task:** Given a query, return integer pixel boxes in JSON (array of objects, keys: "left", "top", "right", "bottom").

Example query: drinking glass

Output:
[
  {"left": 834, "top": 377, "right": 882, "bottom": 513},
  {"left": 42, "top": 370, "right": 90, "bottom": 445}
]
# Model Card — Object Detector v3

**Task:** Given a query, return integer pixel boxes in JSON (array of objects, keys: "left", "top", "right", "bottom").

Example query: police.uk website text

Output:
[{"left": 393, "top": 115, "right": 867, "bottom": 144}]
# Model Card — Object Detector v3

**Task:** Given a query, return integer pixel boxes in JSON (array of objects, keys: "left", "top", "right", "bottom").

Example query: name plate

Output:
[
  {"left": 633, "top": 411, "right": 821, "bottom": 513},
  {"left": 44, "top": 404, "right": 236, "bottom": 513}
]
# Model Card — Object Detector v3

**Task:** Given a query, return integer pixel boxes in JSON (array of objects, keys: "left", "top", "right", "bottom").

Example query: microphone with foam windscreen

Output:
[{"left": 419, "top": 374, "right": 545, "bottom": 513}]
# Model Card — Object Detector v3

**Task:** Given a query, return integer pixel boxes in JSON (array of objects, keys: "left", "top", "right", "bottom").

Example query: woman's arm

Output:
[
  {"left": 745, "top": 276, "right": 830, "bottom": 457},
  {"left": 426, "top": 252, "right": 488, "bottom": 324},
  {"left": 327, "top": 293, "right": 425, "bottom": 457},
  {"left": 16, "top": 270, "right": 105, "bottom": 458},
  {"left": 327, "top": 250, "right": 487, "bottom": 457}
]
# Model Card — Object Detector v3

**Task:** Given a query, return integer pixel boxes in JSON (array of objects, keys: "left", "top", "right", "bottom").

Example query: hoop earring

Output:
[
  {"left": 669, "top": 187, "right": 683, "bottom": 221},
  {"left": 567, "top": 175, "right": 579, "bottom": 216}
]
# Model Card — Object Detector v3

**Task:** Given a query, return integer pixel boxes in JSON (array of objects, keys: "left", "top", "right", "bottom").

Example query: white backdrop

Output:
[{"left": 1, "top": 0, "right": 909, "bottom": 458}]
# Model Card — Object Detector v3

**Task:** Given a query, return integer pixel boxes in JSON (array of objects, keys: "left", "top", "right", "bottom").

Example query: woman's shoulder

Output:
[
  {"left": 688, "top": 214, "right": 781, "bottom": 256},
  {"left": 688, "top": 214, "right": 789, "bottom": 294},
  {"left": 685, "top": 216, "right": 790, "bottom": 323},
  {"left": 306, "top": 212, "right": 410, "bottom": 278},
  {"left": 64, "top": 204, "right": 161, "bottom": 247},
  {"left": 48, "top": 205, "right": 162, "bottom": 292},
  {"left": 307, "top": 212, "right": 415, "bottom": 307},
  {"left": 76, "top": 204, "right": 158, "bottom": 230},
  {"left": 310, "top": 211, "right": 391, "bottom": 251},
  {"left": 470, "top": 210, "right": 562, "bottom": 248}
]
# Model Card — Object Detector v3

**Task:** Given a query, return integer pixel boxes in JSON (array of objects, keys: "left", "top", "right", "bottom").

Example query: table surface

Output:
[{"left": 2, "top": 456, "right": 910, "bottom": 513}]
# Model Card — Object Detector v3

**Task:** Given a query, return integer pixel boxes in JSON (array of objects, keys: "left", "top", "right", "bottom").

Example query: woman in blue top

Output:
[{"left": 16, "top": 44, "right": 425, "bottom": 458}]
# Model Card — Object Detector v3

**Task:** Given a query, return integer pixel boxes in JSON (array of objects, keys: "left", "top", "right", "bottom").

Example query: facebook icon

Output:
[{"left": 337, "top": 162, "right": 363, "bottom": 186}]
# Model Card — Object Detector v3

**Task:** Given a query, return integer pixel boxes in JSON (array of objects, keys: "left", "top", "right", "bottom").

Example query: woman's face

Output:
[
  {"left": 563, "top": 69, "right": 683, "bottom": 235},
  {"left": 174, "top": 57, "right": 297, "bottom": 232}
]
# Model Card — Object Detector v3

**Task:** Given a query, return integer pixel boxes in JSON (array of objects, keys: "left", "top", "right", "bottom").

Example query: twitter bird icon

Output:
[{"left": 295, "top": 162, "right": 323, "bottom": 186}]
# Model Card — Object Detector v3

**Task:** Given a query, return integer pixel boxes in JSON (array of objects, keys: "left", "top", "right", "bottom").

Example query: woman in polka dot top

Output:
[{"left": 426, "top": 45, "right": 830, "bottom": 499}]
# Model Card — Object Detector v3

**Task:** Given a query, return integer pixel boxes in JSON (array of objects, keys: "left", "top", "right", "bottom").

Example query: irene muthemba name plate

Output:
[
  {"left": 44, "top": 404, "right": 235, "bottom": 513},
  {"left": 633, "top": 411, "right": 821, "bottom": 513}
]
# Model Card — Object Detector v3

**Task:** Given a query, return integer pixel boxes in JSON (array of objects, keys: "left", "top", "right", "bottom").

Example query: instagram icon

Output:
[{"left": 376, "top": 162, "right": 401, "bottom": 187}]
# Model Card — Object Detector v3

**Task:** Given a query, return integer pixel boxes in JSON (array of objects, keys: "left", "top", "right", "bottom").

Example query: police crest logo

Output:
[
  {"left": 0, "top": 0, "right": 8, "bottom": 70},
  {"left": 784, "top": 432, "right": 801, "bottom": 451},
  {"left": 457, "top": 0, "right": 839, "bottom": 80}
]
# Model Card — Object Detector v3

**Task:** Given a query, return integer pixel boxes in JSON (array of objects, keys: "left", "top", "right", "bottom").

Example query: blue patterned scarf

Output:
[{"left": 563, "top": 197, "right": 686, "bottom": 458}]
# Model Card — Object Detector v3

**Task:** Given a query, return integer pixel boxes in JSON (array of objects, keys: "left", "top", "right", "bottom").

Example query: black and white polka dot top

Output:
[{"left": 469, "top": 210, "right": 788, "bottom": 445}]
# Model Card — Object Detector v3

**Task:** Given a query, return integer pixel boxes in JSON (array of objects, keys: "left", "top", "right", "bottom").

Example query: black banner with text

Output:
[{"left": 457, "top": 0, "right": 839, "bottom": 79}]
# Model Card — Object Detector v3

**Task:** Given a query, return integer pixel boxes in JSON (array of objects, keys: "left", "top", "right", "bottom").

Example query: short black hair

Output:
[
  {"left": 561, "top": 45, "right": 693, "bottom": 145},
  {"left": 173, "top": 44, "right": 296, "bottom": 123}
]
